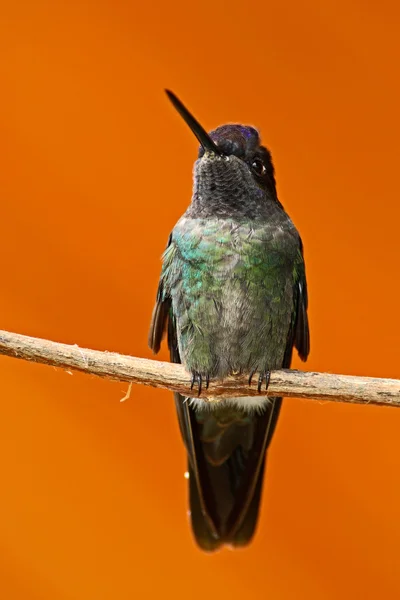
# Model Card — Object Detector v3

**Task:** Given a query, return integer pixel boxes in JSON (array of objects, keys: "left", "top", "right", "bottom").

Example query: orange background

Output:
[{"left": 1, "top": 1, "right": 400, "bottom": 598}]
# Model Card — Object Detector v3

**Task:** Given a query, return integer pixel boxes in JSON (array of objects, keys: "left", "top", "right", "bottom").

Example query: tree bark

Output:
[{"left": 0, "top": 329, "right": 398, "bottom": 407}]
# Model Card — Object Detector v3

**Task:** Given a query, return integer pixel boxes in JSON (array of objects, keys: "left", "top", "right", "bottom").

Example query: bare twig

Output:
[{"left": 0, "top": 329, "right": 398, "bottom": 407}]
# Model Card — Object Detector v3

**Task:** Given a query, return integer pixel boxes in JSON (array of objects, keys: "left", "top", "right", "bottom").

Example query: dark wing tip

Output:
[
  {"left": 148, "top": 301, "right": 169, "bottom": 354},
  {"left": 295, "top": 292, "right": 310, "bottom": 361}
]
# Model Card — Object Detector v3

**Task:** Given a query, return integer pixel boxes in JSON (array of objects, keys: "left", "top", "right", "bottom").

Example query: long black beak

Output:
[{"left": 165, "top": 90, "right": 222, "bottom": 155}]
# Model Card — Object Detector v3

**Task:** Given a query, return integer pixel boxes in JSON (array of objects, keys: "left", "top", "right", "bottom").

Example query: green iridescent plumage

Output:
[{"left": 159, "top": 216, "right": 302, "bottom": 378}]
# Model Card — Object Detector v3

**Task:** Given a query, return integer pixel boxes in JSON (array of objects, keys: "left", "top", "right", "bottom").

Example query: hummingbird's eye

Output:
[{"left": 251, "top": 158, "right": 266, "bottom": 176}]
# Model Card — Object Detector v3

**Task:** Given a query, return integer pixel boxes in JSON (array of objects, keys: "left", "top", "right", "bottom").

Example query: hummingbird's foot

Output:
[
  {"left": 248, "top": 368, "right": 271, "bottom": 392},
  {"left": 190, "top": 372, "right": 210, "bottom": 396},
  {"left": 248, "top": 368, "right": 257, "bottom": 386},
  {"left": 257, "top": 370, "right": 271, "bottom": 393},
  {"left": 205, "top": 374, "right": 210, "bottom": 390},
  {"left": 190, "top": 372, "right": 203, "bottom": 396}
]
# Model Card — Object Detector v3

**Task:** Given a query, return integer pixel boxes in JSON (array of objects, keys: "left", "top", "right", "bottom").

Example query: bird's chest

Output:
[
  {"left": 172, "top": 218, "right": 296, "bottom": 286},
  {"left": 166, "top": 218, "right": 298, "bottom": 377}
]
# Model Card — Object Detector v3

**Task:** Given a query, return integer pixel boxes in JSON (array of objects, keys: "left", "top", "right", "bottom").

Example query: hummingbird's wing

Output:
[
  {"left": 148, "top": 234, "right": 173, "bottom": 354},
  {"left": 148, "top": 238, "right": 310, "bottom": 551},
  {"left": 283, "top": 239, "right": 310, "bottom": 365}
]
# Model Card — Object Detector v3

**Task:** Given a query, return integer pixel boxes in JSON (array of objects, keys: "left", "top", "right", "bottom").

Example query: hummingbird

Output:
[{"left": 149, "top": 90, "right": 310, "bottom": 551}]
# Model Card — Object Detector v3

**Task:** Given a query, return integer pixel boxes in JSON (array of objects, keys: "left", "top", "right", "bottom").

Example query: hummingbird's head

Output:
[{"left": 165, "top": 90, "right": 281, "bottom": 218}]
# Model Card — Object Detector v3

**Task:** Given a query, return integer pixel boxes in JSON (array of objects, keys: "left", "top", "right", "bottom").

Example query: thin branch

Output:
[{"left": 0, "top": 329, "right": 398, "bottom": 407}]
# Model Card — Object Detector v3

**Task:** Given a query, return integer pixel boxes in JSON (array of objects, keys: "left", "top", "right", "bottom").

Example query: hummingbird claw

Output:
[
  {"left": 205, "top": 374, "right": 210, "bottom": 390},
  {"left": 190, "top": 372, "right": 203, "bottom": 396},
  {"left": 248, "top": 368, "right": 257, "bottom": 386},
  {"left": 257, "top": 373, "right": 263, "bottom": 393},
  {"left": 264, "top": 370, "right": 271, "bottom": 391},
  {"left": 197, "top": 374, "right": 202, "bottom": 396},
  {"left": 257, "top": 370, "right": 271, "bottom": 393}
]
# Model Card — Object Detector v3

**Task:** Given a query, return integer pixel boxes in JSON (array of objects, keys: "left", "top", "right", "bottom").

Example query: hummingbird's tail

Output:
[
  {"left": 178, "top": 394, "right": 282, "bottom": 552},
  {"left": 187, "top": 453, "right": 268, "bottom": 551}
]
